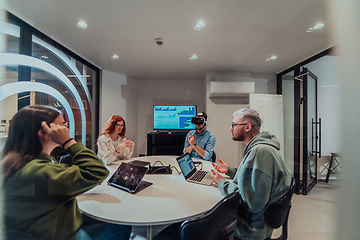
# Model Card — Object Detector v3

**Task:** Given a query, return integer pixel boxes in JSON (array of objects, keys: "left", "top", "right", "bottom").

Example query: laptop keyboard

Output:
[{"left": 189, "top": 170, "right": 207, "bottom": 182}]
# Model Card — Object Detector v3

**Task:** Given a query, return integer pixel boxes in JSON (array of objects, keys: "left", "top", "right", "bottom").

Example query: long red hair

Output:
[{"left": 96, "top": 115, "right": 126, "bottom": 145}]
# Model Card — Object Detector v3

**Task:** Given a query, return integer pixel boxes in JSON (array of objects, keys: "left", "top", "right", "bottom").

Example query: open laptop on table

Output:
[
  {"left": 176, "top": 153, "right": 213, "bottom": 186},
  {"left": 107, "top": 162, "right": 153, "bottom": 194}
]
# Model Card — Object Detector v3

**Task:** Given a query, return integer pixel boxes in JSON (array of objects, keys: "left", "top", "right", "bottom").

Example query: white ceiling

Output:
[{"left": 6, "top": 0, "right": 335, "bottom": 79}]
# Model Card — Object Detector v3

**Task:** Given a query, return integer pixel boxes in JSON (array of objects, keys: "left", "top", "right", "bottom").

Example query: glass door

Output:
[
  {"left": 281, "top": 71, "right": 299, "bottom": 193},
  {"left": 301, "top": 67, "right": 320, "bottom": 195}
]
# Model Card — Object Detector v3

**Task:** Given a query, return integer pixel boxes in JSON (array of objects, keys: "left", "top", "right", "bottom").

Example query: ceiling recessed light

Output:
[
  {"left": 77, "top": 21, "right": 87, "bottom": 29},
  {"left": 306, "top": 27, "right": 315, "bottom": 33},
  {"left": 314, "top": 23, "right": 324, "bottom": 29},
  {"left": 189, "top": 55, "right": 198, "bottom": 60},
  {"left": 307, "top": 23, "right": 324, "bottom": 32},
  {"left": 266, "top": 55, "right": 277, "bottom": 61},
  {"left": 194, "top": 21, "right": 205, "bottom": 30},
  {"left": 111, "top": 54, "right": 119, "bottom": 59}
]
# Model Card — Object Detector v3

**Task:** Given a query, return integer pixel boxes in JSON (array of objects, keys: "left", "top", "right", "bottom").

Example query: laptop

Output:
[
  {"left": 107, "top": 162, "right": 153, "bottom": 194},
  {"left": 176, "top": 153, "right": 213, "bottom": 186}
]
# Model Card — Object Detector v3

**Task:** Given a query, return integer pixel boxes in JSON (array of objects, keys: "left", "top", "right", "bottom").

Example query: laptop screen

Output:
[
  {"left": 108, "top": 162, "right": 147, "bottom": 191},
  {"left": 177, "top": 153, "right": 195, "bottom": 177}
]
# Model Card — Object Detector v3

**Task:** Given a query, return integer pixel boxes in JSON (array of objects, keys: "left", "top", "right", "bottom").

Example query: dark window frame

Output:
[{"left": 7, "top": 11, "right": 101, "bottom": 150}]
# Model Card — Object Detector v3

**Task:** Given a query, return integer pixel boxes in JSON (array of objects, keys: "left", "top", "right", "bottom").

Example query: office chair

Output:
[
  {"left": 180, "top": 192, "right": 240, "bottom": 240},
  {"left": 211, "top": 151, "right": 217, "bottom": 163},
  {"left": 263, "top": 177, "right": 295, "bottom": 240},
  {"left": 6, "top": 229, "right": 38, "bottom": 240},
  {"left": 235, "top": 177, "right": 295, "bottom": 240}
]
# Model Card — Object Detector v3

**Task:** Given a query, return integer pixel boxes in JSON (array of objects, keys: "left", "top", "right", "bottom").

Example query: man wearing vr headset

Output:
[{"left": 183, "top": 112, "right": 216, "bottom": 161}]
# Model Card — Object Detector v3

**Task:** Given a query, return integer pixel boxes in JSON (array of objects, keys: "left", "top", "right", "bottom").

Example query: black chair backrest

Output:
[
  {"left": 264, "top": 177, "right": 295, "bottom": 229},
  {"left": 6, "top": 229, "right": 38, "bottom": 240},
  {"left": 180, "top": 192, "right": 240, "bottom": 240}
]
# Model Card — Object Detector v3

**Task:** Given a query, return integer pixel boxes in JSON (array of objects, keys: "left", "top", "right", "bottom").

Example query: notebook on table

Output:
[
  {"left": 107, "top": 162, "right": 153, "bottom": 194},
  {"left": 176, "top": 153, "right": 213, "bottom": 186}
]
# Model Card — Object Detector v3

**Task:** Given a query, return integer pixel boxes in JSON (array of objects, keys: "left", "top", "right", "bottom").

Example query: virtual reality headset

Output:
[{"left": 191, "top": 117, "right": 206, "bottom": 125}]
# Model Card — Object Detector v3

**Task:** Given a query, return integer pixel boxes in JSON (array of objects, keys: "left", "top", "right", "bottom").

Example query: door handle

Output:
[{"left": 319, "top": 118, "right": 321, "bottom": 158}]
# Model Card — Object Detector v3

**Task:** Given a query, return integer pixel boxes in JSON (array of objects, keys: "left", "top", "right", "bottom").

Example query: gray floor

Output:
[
  {"left": 130, "top": 180, "right": 340, "bottom": 240},
  {"left": 278, "top": 180, "right": 339, "bottom": 240}
]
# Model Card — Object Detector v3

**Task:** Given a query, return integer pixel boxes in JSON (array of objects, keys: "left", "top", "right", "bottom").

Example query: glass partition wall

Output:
[
  {"left": 277, "top": 48, "right": 336, "bottom": 195},
  {"left": 280, "top": 71, "right": 298, "bottom": 193},
  {"left": 0, "top": 12, "right": 100, "bottom": 151}
]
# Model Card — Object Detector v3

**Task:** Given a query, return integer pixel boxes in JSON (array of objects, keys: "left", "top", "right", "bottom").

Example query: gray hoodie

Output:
[{"left": 218, "top": 131, "right": 291, "bottom": 240}]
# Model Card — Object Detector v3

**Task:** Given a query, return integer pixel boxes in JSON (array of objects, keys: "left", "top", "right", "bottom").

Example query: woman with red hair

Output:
[{"left": 96, "top": 115, "right": 135, "bottom": 165}]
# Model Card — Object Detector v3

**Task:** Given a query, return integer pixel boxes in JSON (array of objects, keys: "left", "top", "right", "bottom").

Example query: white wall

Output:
[
  {"left": 282, "top": 78, "right": 295, "bottom": 173},
  {"left": 205, "top": 72, "right": 277, "bottom": 168},
  {"left": 100, "top": 70, "right": 138, "bottom": 155},
  {"left": 100, "top": 69, "right": 278, "bottom": 166},
  {"left": 304, "top": 56, "right": 342, "bottom": 155},
  {"left": 100, "top": 70, "right": 127, "bottom": 127},
  {"left": 100, "top": 68, "right": 277, "bottom": 162},
  {"left": 329, "top": 0, "right": 360, "bottom": 238},
  {"left": 250, "top": 94, "right": 285, "bottom": 160},
  {"left": 301, "top": 55, "right": 342, "bottom": 179}
]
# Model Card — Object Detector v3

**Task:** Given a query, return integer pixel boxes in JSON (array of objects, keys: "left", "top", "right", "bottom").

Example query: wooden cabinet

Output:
[{"left": 147, "top": 132, "right": 188, "bottom": 156}]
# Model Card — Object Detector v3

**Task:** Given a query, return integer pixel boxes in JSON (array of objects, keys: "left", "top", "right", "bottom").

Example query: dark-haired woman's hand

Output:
[{"left": 41, "top": 121, "right": 76, "bottom": 149}]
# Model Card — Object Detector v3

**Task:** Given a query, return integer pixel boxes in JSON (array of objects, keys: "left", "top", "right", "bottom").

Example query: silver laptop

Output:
[
  {"left": 107, "top": 162, "right": 153, "bottom": 194},
  {"left": 176, "top": 153, "right": 213, "bottom": 186}
]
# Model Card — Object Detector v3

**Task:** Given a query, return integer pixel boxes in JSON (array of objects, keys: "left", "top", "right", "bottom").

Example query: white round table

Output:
[{"left": 77, "top": 155, "right": 223, "bottom": 239}]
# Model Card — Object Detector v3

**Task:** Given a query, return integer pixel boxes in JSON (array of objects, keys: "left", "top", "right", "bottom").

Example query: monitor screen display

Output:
[{"left": 153, "top": 105, "right": 197, "bottom": 130}]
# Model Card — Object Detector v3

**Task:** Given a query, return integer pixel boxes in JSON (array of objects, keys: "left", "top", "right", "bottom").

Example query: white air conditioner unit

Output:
[{"left": 209, "top": 82, "right": 255, "bottom": 98}]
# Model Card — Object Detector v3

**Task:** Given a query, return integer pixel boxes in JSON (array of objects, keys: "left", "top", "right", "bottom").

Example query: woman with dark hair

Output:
[
  {"left": 2, "top": 106, "right": 131, "bottom": 240},
  {"left": 96, "top": 115, "right": 135, "bottom": 165}
]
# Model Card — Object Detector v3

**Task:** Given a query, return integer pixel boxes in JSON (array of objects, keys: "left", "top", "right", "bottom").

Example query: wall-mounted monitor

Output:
[{"left": 153, "top": 105, "right": 197, "bottom": 131}]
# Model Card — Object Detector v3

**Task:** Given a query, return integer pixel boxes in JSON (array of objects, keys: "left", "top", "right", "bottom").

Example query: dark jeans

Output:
[{"left": 77, "top": 214, "right": 132, "bottom": 240}]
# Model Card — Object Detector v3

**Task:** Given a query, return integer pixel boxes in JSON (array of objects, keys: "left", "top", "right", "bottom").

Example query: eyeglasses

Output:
[
  {"left": 116, "top": 124, "right": 124, "bottom": 128},
  {"left": 231, "top": 123, "right": 248, "bottom": 128}
]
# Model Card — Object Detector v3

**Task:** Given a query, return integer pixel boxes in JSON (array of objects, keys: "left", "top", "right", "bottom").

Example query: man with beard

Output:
[
  {"left": 211, "top": 108, "right": 291, "bottom": 240},
  {"left": 183, "top": 112, "right": 216, "bottom": 161}
]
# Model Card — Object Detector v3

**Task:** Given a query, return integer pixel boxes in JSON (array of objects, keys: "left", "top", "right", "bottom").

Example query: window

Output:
[{"left": 0, "top": 12, "right": 100, "bottom": 150}]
